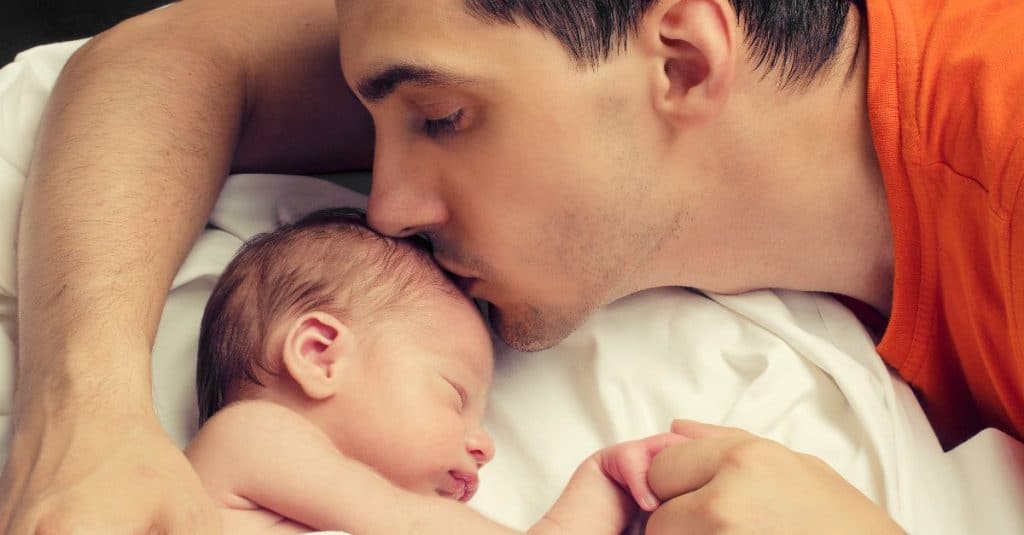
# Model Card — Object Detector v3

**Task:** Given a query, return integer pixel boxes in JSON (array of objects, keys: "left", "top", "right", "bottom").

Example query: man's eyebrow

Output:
[{"left": 356, "top": 64, "right": 476, "bottom": 103}]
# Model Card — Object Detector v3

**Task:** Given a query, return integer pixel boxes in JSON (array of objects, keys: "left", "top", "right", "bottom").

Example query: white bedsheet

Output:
[{"left": 2, "top": 39, "right": 1023, "bottom": 534}]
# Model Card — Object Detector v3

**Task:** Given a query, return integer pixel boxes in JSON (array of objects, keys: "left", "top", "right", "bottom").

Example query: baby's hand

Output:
[{"left": 597, "top": 432, "right": 690, "bottom": 512}]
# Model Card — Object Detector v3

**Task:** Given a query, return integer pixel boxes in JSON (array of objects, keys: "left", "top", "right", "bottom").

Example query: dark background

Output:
[{"left": 2, "top": 0, "right": 169, "bottom": 64}]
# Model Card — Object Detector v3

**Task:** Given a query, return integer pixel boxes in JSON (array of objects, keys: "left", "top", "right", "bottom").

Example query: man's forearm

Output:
[
  {"left": 1, "top": 2, "right": 367, "bottom": 531},
  {"left": 15, "top": 14, "right": 245, "bottom": 409},
  {"left": 14, "top": 0, "right": 371, "bottom": 415}
]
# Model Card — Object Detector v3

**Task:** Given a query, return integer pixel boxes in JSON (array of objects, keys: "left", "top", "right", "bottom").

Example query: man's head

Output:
[
  {"left": 335, "top": 0, "right": 862, "bottom": 351},
  {"left": 460, "top": 0, "right": 859, "bottom": 82}
]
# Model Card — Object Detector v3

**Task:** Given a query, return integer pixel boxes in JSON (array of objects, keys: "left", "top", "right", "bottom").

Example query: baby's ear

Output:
[{"left": 281, "top": 311, "right": 354, "bottom": 400}]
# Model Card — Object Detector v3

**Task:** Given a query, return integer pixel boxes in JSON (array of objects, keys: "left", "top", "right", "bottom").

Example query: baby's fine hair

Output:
[{"left": 196, "top": 208, "right": 457, "bottom": 424}]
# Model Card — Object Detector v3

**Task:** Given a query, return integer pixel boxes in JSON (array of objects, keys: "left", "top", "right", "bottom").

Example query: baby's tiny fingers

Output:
[{"left": 605, "top": 441, "right": 661, "bottom": 511}]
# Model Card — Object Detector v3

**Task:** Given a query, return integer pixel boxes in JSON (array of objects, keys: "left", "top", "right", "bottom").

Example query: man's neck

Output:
[{"left": 652, "top": 12, "right": 894, "bottom": 315}]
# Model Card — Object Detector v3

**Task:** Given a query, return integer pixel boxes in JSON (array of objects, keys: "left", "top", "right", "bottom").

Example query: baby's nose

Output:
[{"left": 467, "top": 428, "right": 496, "bottom": 466}]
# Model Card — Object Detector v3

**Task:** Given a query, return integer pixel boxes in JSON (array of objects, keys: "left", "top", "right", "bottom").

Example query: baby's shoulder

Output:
[
  {"left": 210, "top": 399, "right": 307, "bottom": 428},
  {"left": 188, "top": 400, "right": 321, "bottom": 455}
]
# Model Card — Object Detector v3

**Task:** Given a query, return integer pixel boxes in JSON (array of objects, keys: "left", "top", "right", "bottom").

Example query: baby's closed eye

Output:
[{"left": 445, "top": 378, "right": 467, "bottom": 412}]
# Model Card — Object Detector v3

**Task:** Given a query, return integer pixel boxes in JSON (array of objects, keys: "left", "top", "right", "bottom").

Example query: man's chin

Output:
[{"left": 487, "top": 303, "right": 581, "bottom": 353}]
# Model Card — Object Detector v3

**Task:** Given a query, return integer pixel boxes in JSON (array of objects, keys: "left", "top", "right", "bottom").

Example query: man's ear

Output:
[
  {"left": 639, "top": 0, "right": 738, "bottom": 126},
  {"left": 281, "top": 311, "right": 354, "bottom": 401}
]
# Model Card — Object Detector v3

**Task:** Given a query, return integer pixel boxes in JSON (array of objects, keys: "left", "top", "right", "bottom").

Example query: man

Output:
[{"left": 1, "top": 0, "right": 1020, "bottom": 533}]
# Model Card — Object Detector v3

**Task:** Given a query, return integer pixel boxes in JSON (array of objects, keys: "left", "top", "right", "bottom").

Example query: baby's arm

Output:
[
  {"left": 187, "top": 400, "right": 526, "bottom": 534},
  {"left": 530, "top": 433, "right": 689, "bottom": 535},
  {"left": 188, "top": 402, "right": 684, "bottom": 534}
]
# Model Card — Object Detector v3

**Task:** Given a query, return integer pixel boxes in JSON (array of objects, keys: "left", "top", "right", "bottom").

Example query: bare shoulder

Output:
[
  {"left": 186, "top": 400, "right": 330, "bottom": 503},
  {"left": 169, "top": 0, "right": 374, "bottom": 173},
  {"left": 92, "top": 0, "right": 340, "bottom": 64},
  {"left": 185, "top": 401, "right": 306, "bottom": 472},
  {"left": 89, "top": 0, "right": 373, "bottom": 173},
  {"left": 108, "top": 0, "right": 339, "bottom": 46},
  {"left": 188, "top": 400, "right": 320, "bottom": 451}
]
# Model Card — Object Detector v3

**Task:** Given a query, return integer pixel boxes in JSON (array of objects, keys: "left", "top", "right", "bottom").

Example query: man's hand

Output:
[
  {"left": 645, "top": 419, "right": 906, "bottom": 535},
  {"left": 0, "top": 405, "right": 219, "bottom": 534}
]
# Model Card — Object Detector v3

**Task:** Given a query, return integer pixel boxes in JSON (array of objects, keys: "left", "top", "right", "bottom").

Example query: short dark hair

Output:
[
  {"left": 196, "top": 208, "right": 454, "bottom": 424},
  {"left": 464, "top": 0, "right": 865, "bottom": 85}
]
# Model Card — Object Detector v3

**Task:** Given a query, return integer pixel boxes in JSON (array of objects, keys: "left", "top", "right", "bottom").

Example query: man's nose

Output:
[
  {"left": 366, "top": 142, "right": 448, "bottom": 238},
  {"left": 466, "top": 428, "right": 496, "bottom": 466}
]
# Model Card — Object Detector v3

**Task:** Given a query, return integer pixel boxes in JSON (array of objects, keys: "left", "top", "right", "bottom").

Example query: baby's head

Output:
[{"left": 197, "top": 208, "right": 495, "bottom": 501}]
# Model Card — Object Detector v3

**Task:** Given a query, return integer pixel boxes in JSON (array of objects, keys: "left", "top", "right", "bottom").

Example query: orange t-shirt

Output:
[{"left": 866, "top": 0, "right": 1024, "bottom": 448}]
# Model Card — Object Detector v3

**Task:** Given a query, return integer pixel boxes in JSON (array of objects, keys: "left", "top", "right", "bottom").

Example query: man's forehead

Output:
[
  {"left": 335, "top": 0, "right": 504, "bottom": 97},
  {"left": 336, "top": 0, "right": 468, "bottom": 27},
  {"left": 337, "top": 0, "right": 471, "bottom": 57}
]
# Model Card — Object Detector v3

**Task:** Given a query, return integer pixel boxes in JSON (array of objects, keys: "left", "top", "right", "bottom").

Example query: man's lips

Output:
[
  {"left": 435, "top": 256, "right": 475, "bottom": 281},
  {"left": 452, "top": 275, "right": 480, "bottom": 294},
  {"left": 437, "top": 260, "right": 478, "bottom": 293}
]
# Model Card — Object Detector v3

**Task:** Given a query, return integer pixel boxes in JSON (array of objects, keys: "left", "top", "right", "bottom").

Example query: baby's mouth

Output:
[{"left": 443, "top": 470, "right": 479, "bottom": 502}]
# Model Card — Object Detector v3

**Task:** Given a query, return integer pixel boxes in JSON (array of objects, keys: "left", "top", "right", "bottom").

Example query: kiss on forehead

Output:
[{"left": 4, "top": 0, "right": 1022, "bottom": 534}]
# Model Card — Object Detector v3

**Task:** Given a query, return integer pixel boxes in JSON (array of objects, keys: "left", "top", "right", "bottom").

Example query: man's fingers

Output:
[
  {"left": 632, "top": 433, "right": 694, "bottom": 510},
  {"left": 670, "top": 419, "right": 747, "bottom": 439},
  {"left": 148, "top": 472, "right": 221, "bottom": 535},
  {"left": 643, "top": 432, "right": 691, "bottom": 456},
  {"left": 0, "top": 475, "right": 15, "bottom": 527},
  {"left": 648, "top": 434, "right": 747, "bottom": 501},
  {"left": 161, "top": 493, "right": 222, "bottom": 535},
  {"left": 645, "top": 488, "right": 722, "bottom": 535},
  {"left": 0, "top": 460, "right": 31, "bottom": 532}
]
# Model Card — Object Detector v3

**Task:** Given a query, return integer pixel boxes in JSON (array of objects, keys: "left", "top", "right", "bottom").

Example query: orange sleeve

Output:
[
  {"left": 1010, "top": 143, "right": 1024, "bottom": 384},
  {"left": 868, "top": 0, "right": 1024, "bottom": 446}
]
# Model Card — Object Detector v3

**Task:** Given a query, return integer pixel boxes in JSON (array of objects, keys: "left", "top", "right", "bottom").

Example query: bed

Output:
[{"left": 1, "top": 39, "right": 1022, "bottom": 534}]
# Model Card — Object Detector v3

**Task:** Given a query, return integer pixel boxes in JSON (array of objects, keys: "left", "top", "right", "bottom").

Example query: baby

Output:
[{"left": 185, "top": 208, "right": 684, "bottom": 534}]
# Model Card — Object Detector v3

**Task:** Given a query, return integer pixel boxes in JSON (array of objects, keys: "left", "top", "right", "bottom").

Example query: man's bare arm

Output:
[{"left": 0, "top": 1, "right": 373, "bottom": 532}]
